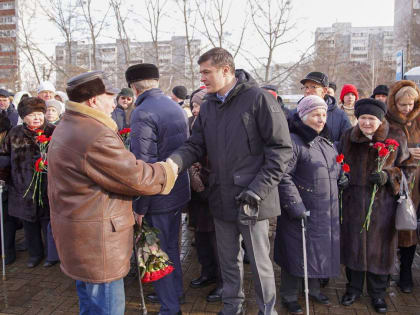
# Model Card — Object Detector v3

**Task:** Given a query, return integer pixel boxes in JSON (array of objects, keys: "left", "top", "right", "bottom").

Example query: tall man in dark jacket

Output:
[
  {"left": 126, "top": 64, "right": 190, "bottom": 315},
  {"left": 168, "top": 48, "right": 293, "bottom": 315}
]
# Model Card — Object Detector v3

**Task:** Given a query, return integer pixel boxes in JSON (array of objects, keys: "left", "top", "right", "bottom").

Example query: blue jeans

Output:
[
  {"left": 76, "top": 278, "right": 125, "bottom": 315},
  {"left": 145, "top": 209, "right": 183, "bottom": 315}
]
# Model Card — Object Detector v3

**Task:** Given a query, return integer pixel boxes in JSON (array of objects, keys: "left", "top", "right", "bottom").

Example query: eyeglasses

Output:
[{"left": 300, "top": 85, "right": 322, "bottom": 91}]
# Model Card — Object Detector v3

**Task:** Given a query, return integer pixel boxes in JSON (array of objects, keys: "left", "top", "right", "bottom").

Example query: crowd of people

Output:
[{"left": 0, "top": 47, "right": 419, "bottom": 315}]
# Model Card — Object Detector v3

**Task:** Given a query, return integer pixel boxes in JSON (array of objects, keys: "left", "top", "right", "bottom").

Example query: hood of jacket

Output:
[
  {"left": 386, "top": 80, "right": 420, "bottom": 125},
  {"left": 325, "top": 94, "right": 338, "bottom": 112}
]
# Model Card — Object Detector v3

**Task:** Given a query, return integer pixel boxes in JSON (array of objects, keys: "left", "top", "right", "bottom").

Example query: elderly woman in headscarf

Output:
[
  {"left": 275, "top": 95, "right": 344, "bottom": 314},
  {"left": 338, "top": 98, "right": 416, "bottom": 313}
]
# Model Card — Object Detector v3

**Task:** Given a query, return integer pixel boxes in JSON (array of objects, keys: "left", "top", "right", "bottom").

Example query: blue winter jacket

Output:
[{"left": 130, "top": 88, "right": 190, "bottom": 215}]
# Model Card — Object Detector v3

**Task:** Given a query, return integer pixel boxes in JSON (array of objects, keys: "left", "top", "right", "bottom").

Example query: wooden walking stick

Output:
[{"left": 302, "top": 212, "right": 310, "bottom": 315}]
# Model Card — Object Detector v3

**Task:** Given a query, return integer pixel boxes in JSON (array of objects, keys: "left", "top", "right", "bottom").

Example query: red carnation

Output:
[
  {"left": 336, "top": 154, "right": 344, "bottom": 164},
  {"left": 342, "top": 163, "right": 350, "bottom": 173},
  {"left": 378, "top": 147, "right": 389, "bottom": 157},
  {"left": 35, "top": 129, "right": 43, "bottom": 135},
  {"left": 385, "top": 138, "right": 399, "bottom": 148},
  {"left": 35, "top": 158, "right": 45, "bottom": 172},
  {"left": 373, "top": 142, "right": 385, "bottom": 150}
]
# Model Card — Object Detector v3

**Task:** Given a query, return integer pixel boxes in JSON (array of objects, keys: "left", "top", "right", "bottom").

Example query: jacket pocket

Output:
[
  {"left": 241, "top": 112, "right": 263, "bottom": 155},
  {"left": 233, "top": 173, "right": 255, "bottom": 187},
  {"left": 110, "top": 213, "right": 135, "bottom": 232}
]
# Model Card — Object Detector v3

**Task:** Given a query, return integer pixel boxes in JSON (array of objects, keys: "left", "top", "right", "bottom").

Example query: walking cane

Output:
[
  {"left": 301, "top": 211, "right": 310, "bottom": 315},
  {"left": 0, "top": 180, "right": 6, "bottom": 281},
  {"left": 133, "top": 229, "right": 147, "bottom": 315}
]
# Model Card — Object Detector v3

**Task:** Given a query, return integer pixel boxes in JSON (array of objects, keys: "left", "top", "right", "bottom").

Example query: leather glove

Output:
[
  {"left": 369, "top": 171, "right": 388, "bottom": 186},
  {"left": 338, "top": 174, "right": 350, "bottom": 190},
  {"left": 235, "top": 190, "right": 261, "bottom": 209}
]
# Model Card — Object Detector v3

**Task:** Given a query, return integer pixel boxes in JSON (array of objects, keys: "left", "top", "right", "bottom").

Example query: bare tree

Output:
[
  {"left": 245, "top": 0, "right": 307, "bottom": 85},
  {"left": 110, "top": 0, "right": 131, "bottom": 66},
  {"left": 195, "top": 0, "right": 247, "bottom": 58},
  {"left": 78, "top": 0, "right": 111, "bottom": 69}
]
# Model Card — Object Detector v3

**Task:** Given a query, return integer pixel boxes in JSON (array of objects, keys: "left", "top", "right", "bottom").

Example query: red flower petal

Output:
[
  {"left": 336, "top": 154, "right": 344, "bottom": 164},
  {"left": 373, "top": 142, "right": 385, "bottom": 149},
  {"left": 342, "top": 163, "right": 350, "bottom": 173},
  {"left": 378, "top": 147, "right": 389, "bottom": 157}
]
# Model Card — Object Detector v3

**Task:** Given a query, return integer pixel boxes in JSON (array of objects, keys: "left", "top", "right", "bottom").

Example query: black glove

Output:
[
  {"left": 369, "top": 171, "right": 388, "bottom": 186},
  {"left": 235, "top": 190, "right": 261, "bottom": 209},
  {"left": 338, "top": 174, "right": 350, "bottom": 190}
]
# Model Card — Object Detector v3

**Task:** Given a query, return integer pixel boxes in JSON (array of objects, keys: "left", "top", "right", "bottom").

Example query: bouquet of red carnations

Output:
[
  {"left": 119, "top": 128, "right": 131, "bottom": 149},
  {"left": 24, "top": 129, "right": 51, "bottom": 206},
  {"left": 134, "top": 222, "right": 174, "bottom": 283}
]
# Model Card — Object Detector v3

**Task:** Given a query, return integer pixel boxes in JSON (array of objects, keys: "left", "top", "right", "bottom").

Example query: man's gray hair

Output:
[{"left": 132, "top": 79, "right": 159, "bottom": 95}]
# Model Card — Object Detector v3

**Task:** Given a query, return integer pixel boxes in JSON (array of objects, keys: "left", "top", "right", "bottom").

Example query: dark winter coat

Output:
[
  {"left": 111, "top": 103, "right": 134, "bottom": 131},
  {"left": 2, "top": 104, "right": 18, "bottom": 127},
  {"left": 288, "top": 95, "right": 352, "bottom": 144},
  {"left": 386, "top": 80, "right": 420, "bottom": 247},
  {"left": 274, "top": 115, "right": 341, "bottom": 278},
  {"left": 131, "top": 88, "right": 190, "bottom": 215},
  {"left": 0, "top": 123, "right": 55, "bottom": 222},
  {"left": 338, "top": 121, "right": 416, "bottom": 275},
  {"left": 170, "top": 70, "right": 293, "bottom": 222}
]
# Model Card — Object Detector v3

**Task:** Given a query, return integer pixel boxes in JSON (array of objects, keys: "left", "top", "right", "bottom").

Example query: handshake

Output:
[{"left": 156, "top": 158, "right": 180, "bottom": 195}]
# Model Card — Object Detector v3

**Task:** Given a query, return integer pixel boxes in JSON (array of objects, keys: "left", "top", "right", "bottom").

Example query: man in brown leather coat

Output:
[{"left": 47, "top": 71, "right": 177, "bottom": 315}]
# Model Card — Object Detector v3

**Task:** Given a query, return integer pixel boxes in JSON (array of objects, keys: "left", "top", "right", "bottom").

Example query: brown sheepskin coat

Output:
[
  {"left": 338, "top": 120, "right": 416, "bottom": 275},
  {"left": 386, "top": 80, "right": 420, "bottom": 247}
]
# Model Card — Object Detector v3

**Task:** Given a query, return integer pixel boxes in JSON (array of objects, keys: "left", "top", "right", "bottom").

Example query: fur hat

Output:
[
  {"left": 46, "top": 99, "right": 64, "bottom": 115},
  {"left": 125, "top": 64, "right": 159, "bottom": 86},
  {"left": 355, "top": 98, "right": 387, "bottom": 121},
  {"left": 297, "top": 95, "right": 328, "bottom": 118},
  {"left": 172, "top": 86, "right": 188, "bottom": 100},
  {"left": 340, "top": 84, "right": 359, "bottom": 103},
  {"left": 37, "top": 81, "right": 56, "bottom": 94},
  {"left": 66, "top": 71, "right": 118, "bottom": 103},
  {"left": 18, "top": 97, "right": 46, "bottom": 119},
  {"left": 371, "top": 85, "right": 389, "bottom": 98}
]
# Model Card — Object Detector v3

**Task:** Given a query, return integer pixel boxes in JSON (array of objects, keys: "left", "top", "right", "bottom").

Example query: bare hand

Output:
[
  {"left": 409, "top": 147, "right": 420, "bottom": 160},
  {"left": 133, "top": 212, "right": 144, "bottom": 227}
]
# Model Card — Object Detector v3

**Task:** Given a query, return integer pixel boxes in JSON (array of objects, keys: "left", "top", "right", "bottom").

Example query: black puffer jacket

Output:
[{"left": 170, "top": 70, "right": 293, "bottom": 221}]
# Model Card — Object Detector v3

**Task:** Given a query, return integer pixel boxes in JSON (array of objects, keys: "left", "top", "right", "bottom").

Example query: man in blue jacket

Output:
[
  {"left": 126, "top": 63, "right": 190, "bottom": 315},
  {"left": 0, "top": 89, "right": 18, "bottom": 127}
]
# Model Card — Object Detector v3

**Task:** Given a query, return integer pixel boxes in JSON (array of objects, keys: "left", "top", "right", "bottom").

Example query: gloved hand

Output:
[
  {"left": 338, "top": 174, "right": 350, "bottom": 190},
  {"left": 235, "top": 190, "right": 261, "bottom": 209},
  {"left": 369, "top": 171, "right": 388, "bottom": 186}
]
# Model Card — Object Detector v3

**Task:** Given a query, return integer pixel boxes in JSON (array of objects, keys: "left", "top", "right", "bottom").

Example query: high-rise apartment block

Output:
[{"left": 0, "top": 0, "right": 18, "bottom": 90}]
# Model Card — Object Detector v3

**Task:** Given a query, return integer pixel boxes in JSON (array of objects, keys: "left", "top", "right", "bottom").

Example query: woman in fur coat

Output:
[
  {"left": 338, "top": 98, "right": 416, "bottom": 313},
  {"left": 0, "top": 97, "right": 56, "bottom": 268},
  {"left": 385, "top": 80, "right": 420, "bottom": 293}
]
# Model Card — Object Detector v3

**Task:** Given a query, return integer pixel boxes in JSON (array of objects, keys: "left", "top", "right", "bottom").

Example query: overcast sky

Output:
[{"left": 33, "top": 0, "right": 395, "bottom": 69}]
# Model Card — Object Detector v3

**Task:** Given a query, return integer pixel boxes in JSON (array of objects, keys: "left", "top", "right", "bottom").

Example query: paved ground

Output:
[{"left": 0, "top": 217, "right": 420, "bottom": 314}]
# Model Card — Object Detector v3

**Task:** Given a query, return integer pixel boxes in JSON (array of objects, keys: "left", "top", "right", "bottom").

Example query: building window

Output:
[
  {"left": 353, "top": 46, "right": 366, "bottom": 51},
  {"left": 0, "top": 16, "right": 14, "bottom": 24},
  {"left": 0, "top": 2, "right": 15, "bottom": 10},
  {"left": 0, "top": 30, "right": 15, "bottom": 37}
]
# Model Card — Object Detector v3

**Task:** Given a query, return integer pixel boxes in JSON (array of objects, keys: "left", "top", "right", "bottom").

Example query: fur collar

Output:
[
  {"left": 290, "top": 113, "right": 331, "bottom": 144},
  {"left": 66, "top": 101, "right": 117, "bottom": 132},
  {"left": 350, "top": 119, "right": 389, "bottom": 143},
  {"left": 386, "top": 80, "right": 420, "bottom": 124}
]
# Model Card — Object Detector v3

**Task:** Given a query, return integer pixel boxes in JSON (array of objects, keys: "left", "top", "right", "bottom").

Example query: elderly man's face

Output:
[
  {"left": 0, "top": 95, "right": 10, "bottom": 110},
  {"left": 301, "top": 80, "right": 327, "bottom": 98},
  {"left": 38, "top": 90, "right": 55, "bottom": 101}
]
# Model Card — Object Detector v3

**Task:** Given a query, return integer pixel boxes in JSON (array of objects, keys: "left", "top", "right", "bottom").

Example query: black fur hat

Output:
[
  {"left": 125, "top": 64, "right": 159, "bottom": 86},
  {"left": 18, "top": 97, "right": 46, "bottom": 119},
  {"left": 355, "top": 98, "right": 387, "bottom": 121}
]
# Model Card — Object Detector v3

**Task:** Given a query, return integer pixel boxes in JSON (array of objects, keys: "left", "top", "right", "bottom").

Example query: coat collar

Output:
[
  {"left": 350, "top": 119, "right": 389, "bottom": 143},
  {"left": 66, "top": 101, "right": 117, "bottom": 132},
  {"left": 135, "top": 88, "right": 163, "bottom": 107}
]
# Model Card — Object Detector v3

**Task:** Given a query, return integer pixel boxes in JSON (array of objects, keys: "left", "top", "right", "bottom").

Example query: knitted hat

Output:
[
  {"left": 119, "top": 88, "right": 134, "bottom": 98},
  {"left": 354, "top": 98, "right": 387, "bottom": 121},
  {"left": 37, "top": 81, "right": 56, "bottom": 94},
  {"left": 55, "top": 91, "right": 69, "bottom": 103},
  {"left": 191, "top": 89, "right": 207, "bottom": 106},
  {"left": 297, "top": 95, "right": 328, "bottom": 118},
  {"left": 371, "top": 85, "right": 389, "bottom": 98},
  {"left": 172, "top": 86, "right": 188, "bottom": 100},
  {"left": 46, "top": 99, "right": 63, "bottom": 115},
  {"left": 340, "top": 84, "right": 359, "bottom": 103},
  {"left": 66, "top": 71, "right": 118, "bottom": 103},
  {"left": 300, "top": 72, "right": 329, "bottom": 87},
  {"left": 18, "top": 97, "right": 46, "bottom": 119},
  {"left": 125, "top": 63, "right": 159, "bottom": 85}
]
